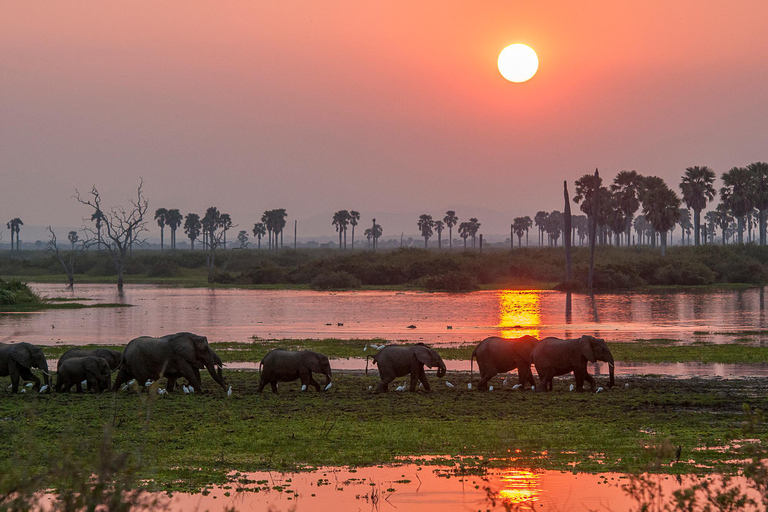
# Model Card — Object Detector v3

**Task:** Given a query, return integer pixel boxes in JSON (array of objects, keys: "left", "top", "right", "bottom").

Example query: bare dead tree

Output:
[
  {"left": 74, "top": 181, "right": 149, "bottom": 290},
  {"left": 47, "top": 227, "right": 91, "bottom": 289}
]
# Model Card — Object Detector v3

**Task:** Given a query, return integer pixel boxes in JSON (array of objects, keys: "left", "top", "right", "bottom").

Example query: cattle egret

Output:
[
  {"left": 625, "top": 383, "right": 630, "bottom": 388},
  {"left": 25, "top": 383, "right": 33, "bottom": 387},
  {"left": 569, "top": 384, "right": 574, "bottom": 392},
  {"left": 39, "top": 385, "right": 49, "bottom": 393},
  {"left": 227, "top": 386, "right": 233, "bottom": 396},
  {"left": 324, "top": 383, "right": 332, "bottom": 391},
  {"left": 20, "top": 388, "right": 26, "bottom": 393},
  {"left": 596, "top": 387, "right": 604, "bottom": 393},
  {"left": 512, "top": 384, "right": 522, "bottom": 390},
  {"left": 128, "top": 379, "right": 136, "bottom": 386},
  {"left": 182, "top": 385, "right": 190, "bottom": 394},
  {"left": 81, "top": 380, "right": 88, "bottom": 387},
  {"left": 157, "top": 388, "right": 167, "bottom": 395},
  {"left": 188, "top": 386, "right": 195, "bottom": 393},
  {"left": 121, "top": 384, "right": 130, "bottom": 391},
  {"left": 363, "top": 345, "right": 368, "bottom": 352},
  {"left": 144, "top": 380, "right": 152, "bottom": 387},
  {"left": 396, "top": 385, "right": 405, "bottom": 392},
  {"left": 467, "top": 383, "right": 472, "bottom": 390},
  {"left": 368, "top": 385, "right": 373, "bottom": 391},
  {"left": 6, "top": 385, "right": 11, "bottom": 390},
  {"left": 489, "top": 386, "right": 494, "bottom": 392},
  {"left": 445, "top": 381, "right": 455, "bottom": 388},
  {"left": 531, "top": 386, "right": 536, "bottom": 391},
  {"left": 502, "top": 378, "right": 509, "bottom": 387},
  {"left": 301, "top": 384, "right": 307, "bottom": 391}
]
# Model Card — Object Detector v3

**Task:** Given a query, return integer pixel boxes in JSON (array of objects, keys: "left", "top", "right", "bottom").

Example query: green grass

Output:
[{"left": 0, "top": 373, "right": 765, "bottom": 493}]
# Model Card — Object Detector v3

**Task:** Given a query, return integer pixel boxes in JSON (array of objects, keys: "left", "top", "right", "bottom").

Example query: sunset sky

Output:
[{"left": 3, "top": 1, "right": 768, "bottom": 238}]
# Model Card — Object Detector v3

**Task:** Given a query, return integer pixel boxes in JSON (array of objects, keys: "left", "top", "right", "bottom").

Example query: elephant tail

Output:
[
  {"left": 365, "top": 355, "right": 369, "bottom": 375},
  {"left": 470, "top": 347, "right": 477, "bottom": 386}
]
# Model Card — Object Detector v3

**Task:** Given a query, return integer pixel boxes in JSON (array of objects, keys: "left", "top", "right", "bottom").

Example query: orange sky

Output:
[{"left": 3, "top": 1, "right": 768, "bottom": 237}]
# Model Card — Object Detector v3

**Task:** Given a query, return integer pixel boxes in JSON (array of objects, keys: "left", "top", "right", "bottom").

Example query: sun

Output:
[{"left": 498, "top": 44, "right": 539, "bottom": 83}]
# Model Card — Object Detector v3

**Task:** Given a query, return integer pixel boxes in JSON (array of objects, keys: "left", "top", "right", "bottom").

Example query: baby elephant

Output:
[
  {"left": 372, "top": 343, "right": 446, "bottom": 393},
  {"left": 258, "top": 349, "right": 332, "bottom": 393},
  {"left": 58, "top": 348, "right": 122, "bottom": 371},
  {"left": 56, "top": 356, "right": 112, "bottom": 393}
]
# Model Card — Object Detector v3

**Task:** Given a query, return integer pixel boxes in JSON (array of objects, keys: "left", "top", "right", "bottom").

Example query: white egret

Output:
[
  {"left": 363, "top": 345, "right": 368, "bottom": 352},
  {"left": 227, "top": 386, "right": 233, "bottom": 396},
  {"left": 144, "top": 380, "right": 153, "bottom": 387},
  {"left": 502, "top": 378, "right": 509, "bottom": 387},
  {"left": 596, "top": 387, "right": 604, "bottom": 393},
  {"left": 624, "top": 383, "right": 630, "bottom": 388},
  {"left": 81, "top": 380, "right": 88, "bottom": 387},
  {"left": 182, "top": 385, "right": 190, "bottom": 394},
  {"left": 569, "top": 384, "right": 574, "bottom": 392},
  {"left": 301, "top": 384, "right": 307, "bottom": 391},
  {"left": 512, "top": 384, "right": 522, "bottom": 390},
  {"left": 20, "top": 388, "right": 26, "bottom": 393},
  {"left": 467, "top": 383, "right": 472, "bottom": 390},
  {"left": 445, "top": 381, "right": 455, "bottom": 388},
  {"left": 39, "top": 385, "right": 49, "bottom": 393},
  {"left": 531, "top": 385, "right": 535, "bottom": 391},
  {"left": 368, "top": 385, "right": 373, "bottom": 391},
  {"left": 489, "top": 386, "right": 494, "bottom": 392},
  {"left": 325, "top": 382, "right": 333, "bottom": 391},
  {"left": 25, "top": 382, "right": 33, "bottom": 387},
  {"left": 188, "top": 386, "right": 195, "bottom": 393}
]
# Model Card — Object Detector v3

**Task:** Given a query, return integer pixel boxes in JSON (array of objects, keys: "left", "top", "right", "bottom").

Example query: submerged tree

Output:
[
  {"left": 443, "top": 210, "right": 458, "bottom": 250},
  {"left": 75, "top": 181, "right": 149, "bottom": 290},
  {"left": 184, "top": 213, "right": 201, "bottom": 250},
  {"left": 679, "top": 166, "right": 716, "bottom": 246}
]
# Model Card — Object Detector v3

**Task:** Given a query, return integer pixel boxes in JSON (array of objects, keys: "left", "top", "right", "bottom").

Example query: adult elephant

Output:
[
  {"left": 112, "top": 332, "right": 227, "bottom": 392},
  {"left": 258, "top": 349, "right": 332, "bottom": 393},
  {"left": 470, "top": 335, "right": 538, "bottom": 391},
  {"left": 165, "top": 346, "right": 225, "bottom": 392},
  {"left": 0, "top": 342, "right": 51, "bottom": 393},
  {"left": 56, "top": 356, "right": 112, "bottom": 393},
  {"left": 372, "top": 343, "right": 446, "bottom": 393},
  {"left": 532, "top": 335, "right": 614, "bottom": 392},
  {"left": 58, "top": 348, "right": 122, "bottom": 371}
]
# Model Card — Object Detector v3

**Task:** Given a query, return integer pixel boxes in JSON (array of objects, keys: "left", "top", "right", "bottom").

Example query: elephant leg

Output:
[
  {"left": 166, "top": 378, "right": 177, "bottom": 392},
  {"left": 17, "top": 366, "right": 40, "bottom": 391},
  {"left": 257, "top": 377, "right": 267, "bottom": 393},
  {"left": 55, "top": 376, "right": 63, "bottom": 393},
  {"left": 478, "top": 371, "right": 493, "bottom": 391},
  {"left": 409, "top": 371, "right": 420, "bottom": 392},
  {"left": 270, "top": 381, "right": 278, "bottom": 393},
  {"left": 299, "top": 369, "right": 320, "bottom": 391},
  {"left": 418, "top": 367, "right": 431, "bottom": 392},
  {"left": 376, "top": 374, "right": 395, "bottom": 393},
  {"left": 179, "top": 363, "right": 203, "bottom": 392},
  {"left": 584, "top": 372, "right": 596, "bottom": 391},
  {"left": 111, "top": 367, "right": 131, "bottom": 392},
  {"left": 76, "top": 381, "right": 83, "bottom": 393},
  {"left": 8, "top": 362, "right": 21, "bottom": 393}
]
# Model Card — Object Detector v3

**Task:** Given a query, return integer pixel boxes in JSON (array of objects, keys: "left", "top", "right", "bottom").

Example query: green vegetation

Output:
[
  {"left": 0, "top": 278, "right": 130, "bottom": 312},
  {"left": 4, "top": 244, "right": 768, "bottom": 291}
]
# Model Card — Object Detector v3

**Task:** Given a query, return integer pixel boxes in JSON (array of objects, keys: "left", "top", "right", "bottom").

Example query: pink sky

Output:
[{"left": 3, "top": 1, "right": 768, "bottom": 237}]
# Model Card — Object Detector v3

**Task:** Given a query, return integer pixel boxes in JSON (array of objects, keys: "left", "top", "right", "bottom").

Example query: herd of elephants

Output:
[{"left": 0, "top": 332, "right": 616, "bottom": 395}]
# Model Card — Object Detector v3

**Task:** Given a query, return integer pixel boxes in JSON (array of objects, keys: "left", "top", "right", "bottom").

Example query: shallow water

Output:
[
  {"left": 164, "top": 464, "right": 761, "bottom": 512},
  {"left": 4, "top": 285, "right": 768, "bottom": 347}
]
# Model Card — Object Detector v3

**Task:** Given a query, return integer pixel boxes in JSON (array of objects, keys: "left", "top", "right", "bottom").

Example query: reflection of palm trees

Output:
[
  {"left": 443, "top": 210, "right": 458, "bottom": 250},
  {"left": 679, "top": 166, "right": 716, "bottom": 246},
  {"left": 417, "top": 214, "right": 434, "bottom": 248},
  {"left": 721, "top": 166, "right": 753, "bottom": 244}
]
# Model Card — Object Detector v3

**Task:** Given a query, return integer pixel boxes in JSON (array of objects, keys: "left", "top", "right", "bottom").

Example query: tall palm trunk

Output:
[
  {"left": 661, "top": 232, "right": 667, "bottom": 256},
  {"left": 448, "top": 227, "right": 453, "bottom": 250},
  {"left": 761, "top": 209, "right": 767, "bottom": 246},
  {"left": 694, "top": 209, "right": 701, "bottom": 246},
  {"left": 738, "top": 217, "right": 745, "bottom": 244}
]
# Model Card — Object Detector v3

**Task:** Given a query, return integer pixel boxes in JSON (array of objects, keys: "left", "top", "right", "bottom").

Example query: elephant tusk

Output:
[{"left": 608, "top": 363, "right": 615, "bottom": 368}]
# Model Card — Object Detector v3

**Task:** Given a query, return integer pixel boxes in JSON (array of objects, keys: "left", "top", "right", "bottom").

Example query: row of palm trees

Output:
[
  {"left": 5, "top": 218, "right": 22, "bottom": 251},
  {"left": 331, "top": 210, "right": 361, "bottom": 250},
  {"left": 414, "top": 211, "right": 482, "bottom": 249}
]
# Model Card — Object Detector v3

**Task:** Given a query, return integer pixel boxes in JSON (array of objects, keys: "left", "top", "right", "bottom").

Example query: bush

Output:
[
  {"left": 418, "top": 271, "right": 479, "bottom": 292},
  {"left": 651, "top": 261, "right": 716, "bottom": 286},
  {"left": 145, "top": 261, "right": 182, "bottom": 278},
  {"left": 310, "top": 271, "right": 362, "bottom": 290}
]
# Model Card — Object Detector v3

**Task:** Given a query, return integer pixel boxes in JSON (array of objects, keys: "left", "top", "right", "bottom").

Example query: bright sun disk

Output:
[{"left": 498, "top": 44, "right": 539, "bottom": 83}]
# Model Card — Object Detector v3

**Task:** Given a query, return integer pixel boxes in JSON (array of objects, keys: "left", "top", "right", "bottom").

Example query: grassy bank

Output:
[
  {"left": 0, "top": 278, "right": 130, "bottom": 312},
  {"left": 0, "top": 373, "right": 766, "bottom": 494},
  {"left": 4, "top": 244, "right": 768, "bottom": 290}
]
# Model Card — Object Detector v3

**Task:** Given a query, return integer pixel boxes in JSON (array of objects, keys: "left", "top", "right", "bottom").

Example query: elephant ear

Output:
[
  {"left": 10, "top": 344, "right": 32, "bottom": 368},
  {"left": 168, "top": 333, "right": 198, "bottom": 363},
  {"left": 579, "top": 336, "right": 597, "bottom": 363},
  {"left": 413, "top": 345, "right": 438, "bottom": 368},
  {"left": 83, "top": 357, "right": 101, "bottom": 377},
  {"left": 302, "top": 352, "right": 323, "bottom": 373}
]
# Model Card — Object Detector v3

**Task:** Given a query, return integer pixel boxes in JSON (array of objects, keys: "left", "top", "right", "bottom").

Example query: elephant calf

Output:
[
  {"left": 258, "top": 349, "right": 332, "bottom": 393},
  {"left": 532, "top": 335, "right": 615, "bottom": 392},
  {"left": 372, "top": 343, "right": 446, "bottom": 393},
  {"left": 58, "top": 348, "right": 122, "bottom": 371},
  {"left": 471, "top": 335, "right": 537, "bottom": 391},
  {"left": 56, "top": 356, "right": 112, "bottom": 393}
]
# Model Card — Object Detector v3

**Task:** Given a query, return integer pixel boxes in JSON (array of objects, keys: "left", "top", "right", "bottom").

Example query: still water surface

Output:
[{"left": 3, "top": 284, "right": 767, "bottom": 346}]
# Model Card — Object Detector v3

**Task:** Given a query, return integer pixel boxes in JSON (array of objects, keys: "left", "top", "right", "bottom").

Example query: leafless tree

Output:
[
  {"left": 47, "top": 227, "right": 90, "bottom": 290},
  {"left": 74, "top": 181, "right": 149, "bottom": 290}
]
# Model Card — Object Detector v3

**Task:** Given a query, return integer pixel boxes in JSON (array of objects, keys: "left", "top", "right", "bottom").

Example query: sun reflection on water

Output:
[
  {"left": 497, "top": 468, "right": 541, "bottom": 504},
  {"left": 498, "top": 290, "right": 541, "bottom": 339}
]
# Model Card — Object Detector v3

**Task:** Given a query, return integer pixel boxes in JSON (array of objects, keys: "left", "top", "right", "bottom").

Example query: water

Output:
[{"left": 4, "top": 284, "right": 768, "bottom": 347}]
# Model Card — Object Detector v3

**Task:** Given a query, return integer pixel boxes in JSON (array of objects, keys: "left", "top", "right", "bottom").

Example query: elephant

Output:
[
  {"left": 0, "top": 342, "right": 51, "bottom": 393},
  {"left": 58, "top": 348, "right": 122, "bottom": 371},
  {"left": 531, "top": 335, "right": 615, "bottom": 392},
  {"left": 470, "top": 335, "right": 538, "bottom": 391},
  {"left": 371, "top": 343, "right": 446, "bottom": 393},
  {"left": 258, "top": 349, "right": 332, "bottom": 393},
  {"left": 111, "top": 332, "right": 228, "bottom": 392},
  {"left": 164, "top": 346, "right": 225, "bottom": 392},
  {"left": 55, "top": 356, "right": 112, "bottom": 393}
]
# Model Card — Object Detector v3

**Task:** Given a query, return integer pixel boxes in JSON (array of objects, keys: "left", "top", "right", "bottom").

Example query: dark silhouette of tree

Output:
[
  {"left": 521, "top": 216, "right": 533, "bottom": 246},
  {"left": 679, "top": 166, "right": 716, "bottom": 246},
  {"left": 154, "top": 208, "right": 168, "bottom": 251},
  {"left": 606, "top": 193, "right": 626, "bottom": 246},
  {"left": 468, "top": 217, "right": 481, "bottom": 248},
  {"left": 200, "top": 207, "right": 232, "bottom": 281},
  {"left": 677, "top": 208, "right": 692, "bottom": 246},
  {"left": 6, "top": 218, "right": 23, "bottom": 252},
  {"left": 747, "top": 162, "right": 768, "bottom": 245},
  {"left": 574, "top": 215, "right": 588, "bottom": 245},
  {"left": 443, "top": 211, "right": 458, "bottom": 250},
  {"left": 236, "top": 230, "right": 249, "bottom": 248},
  {"left": 611, "top": 170, "right": 644, "bottom": 245},
  {"left": 417, "top": 214, "right": 434, "bottom": 248},
  {"left": 704, "top": 211, "right": 718, "bottom": 244},
  {"left": 252, "top": 222, "right": 266, "bottom": 250},
  {"left": 512, "top": 217, "right": 527, "bottom": 248},
  {"left": 721, "top": 166, "right": 754, "bottom": 244},
  {"left": 544, "top": 211, "right": 563, "bottom": 246},
  {"left": 332, "top": 210, "right": 350, "bottom": 250},
  {"left": 458, "top": 222, "right": 471, "bottom": 249},
  {"left": 165, "top": 209, "right": 183, "bottom": 252},
  {"left": 268, "top": 208, "right": 288, "bottom": 249},
  {"left": 364, "top": 222, "right": 383, "bottom": 249},
  {"left": 67, "top": 231, "right": 79, "bottom": 250},
  {"left": 219, "top": 213, "right": 233, "bottom": 249},
  {"left": 349, "top": 210, "right": 360, "bottom": 250},
  {"left": 714, "top": 203, "right": 733, "bottom": 245},
  {"left": 534, "top": 211, "right": 548, "bottom": 246},
  {"left": 75, "top": 181, "right": 148, "bottom": 290},
  {"left": 641, "top": 176, "right": 681, "bottom": 256},
  {"left": 47, "top": 227, "right": 88, "bottom": 289},
  {"left": 434, "top": 220, "right": 444, "bottom": 249},
  {"left": 90, "top": 209, "right": 105, "bottom": 251},
  {"left": 184, "top": 213, "right": 201, "bottom": 250},
  {"left": 574, "top": 174, "right": 610, "bottom": 245}
]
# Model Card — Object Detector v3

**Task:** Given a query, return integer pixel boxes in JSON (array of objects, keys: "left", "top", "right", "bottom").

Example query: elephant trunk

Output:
[
  {"left": 607, "top": 354, "right": 615, "bottom": 388},
  {"left": 206, "top": 363, "right": 228, "bottom": 390},
  {"left": 322, "top": 372, "right": 332, "bottom": 389}
]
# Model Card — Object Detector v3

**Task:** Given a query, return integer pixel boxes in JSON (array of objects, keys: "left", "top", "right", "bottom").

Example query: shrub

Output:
[
  {"left": 651, "top": 261, "right": 716, "bottom": 286},
  {"left": 418, "top": 271, "right": 479, "bottom": 292},
  {"left": 145, "top": 261, "right": 181, "bottom": 278},
  {"left": 310, "top": 271, "right": 362, "bottom": 290}
]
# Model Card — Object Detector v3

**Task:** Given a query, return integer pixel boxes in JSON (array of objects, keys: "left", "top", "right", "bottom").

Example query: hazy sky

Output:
[{"left": 3, "top": 1, "right": 768, "bottom": 237}]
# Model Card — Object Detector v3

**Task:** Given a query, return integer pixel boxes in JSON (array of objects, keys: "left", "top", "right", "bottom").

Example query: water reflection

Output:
[
  {"left": 498, "top": 291, "right": 541, "bottom": 339},
  {"left": 497, "top": 468, "right": 540, "bottom": 505}
]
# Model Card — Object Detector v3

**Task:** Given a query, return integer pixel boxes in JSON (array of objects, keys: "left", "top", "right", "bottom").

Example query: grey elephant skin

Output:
[
  {"left": 532, "top": 335, "right": 615, "bottom": 391},
  {"left": 58, "top": 348, "right": 122, "bottom": 371},
  {"left": 372, "top": 343, "right": 446, "bottom": 392},
  {"left": 258, "top": 349, "right": 332, "bottom": 393},
  {"left": 471, "top": 335, "right": 537, "bottom": 391},
  {"left": 56, "top": 356, "right": 111, "bottom": 393},
  {"left": 165, "top": 346, "right": 225, "bottom": 392},
  {"left": 112, "top": 332, "right": 228, "bottom": 392},
  {"left": 0, "top": 342, "right": 50, "bottom": 393}
]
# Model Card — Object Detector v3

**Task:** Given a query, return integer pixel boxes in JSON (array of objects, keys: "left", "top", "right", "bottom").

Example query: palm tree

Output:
[
  {"left": 747, "top": 162, "right": 768, "bottom": 245},
  {"left": 458, "top": 222, "right": 471, "bottom": 249},
  {"left": 417, "top": 214, "right": 434, "bottom": 248},
  {"left": 573, "top": 173, "right": 608, "bottom": 245},
  {"left": 512, "top": 217, "right": 527, "bottom": 248},
  {"left": 721, "top": 166, "right": 754, "bottom": 244},
  {"left": 522, "top": 216, "right": 533, "bottom": 246},
  {"left": 90, "top": 209, "right": 105, "bottom": 250},
  {"left": 184, "top": 213, "right": 201, "bottom": 250},
  {"left": 641, "top": 176, "right": 681, "bottom": 256},
  {"left": 219, "top": 213, "right": 233, "bottom": 249},
  {"left": 154, "top": 208, "right": 168, "bottom": 251},
  {"left": 6, "top": 218, "right": 23, "bottom": 251},
  {"left": 165, "top": 209, "right": 183, "bottom": 252},
  {"left": 679, "top": 166, "right": 716, "bottom": 246},
  {"left": 534, "top": 211, "right": 548, "bottom": 246},
  {"left": 677, "top": 208, "right": 692, "bottom": 246},
  {"left": 261, "top": 211, "right": 273, "bottom": 250},
  {"left": 349, "top": 210, "right": 360, "bottom": 250},
  {"left": 612, "top": 170, "right": 644, "bottom": 245},
  {"left": 468, "top": 218, "right": 481, "bottom": 248},
  {"left": 332, "top": 210, "right": 350, "bottom": 250},
  {"left": 704, "top": 211, "right": 718, "bottom": 244},
  {"left": 67, "top": 231, "right": 79, "bottom": 250},
  {"left": 606, "top": 193, "right": 626, "bottom": 246},
  {"left": 252, "top": 222, "right": 266, "bottom": 249},
  {"left": 544, "top": 211, "right": 563, "bottom": 246},
  {"left": 714, "top": 203, "right": 733, "bottom": 245},
  {"left": 443, "top": 211, "right": 458, "bottom": 250},
  {"left": 236, "top": 230, "right": 249, "bottom": 248},
  {"left": 434, "top": 220, "right": 444, "bottom": 249},
  {"left": 272, "top": 209, "right": 287, "bottom": 248}
]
